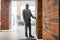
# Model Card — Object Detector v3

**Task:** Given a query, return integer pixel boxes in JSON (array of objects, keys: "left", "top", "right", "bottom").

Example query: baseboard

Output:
[{"left": 0, "top": 30, "right": 10, "bottom": 32}]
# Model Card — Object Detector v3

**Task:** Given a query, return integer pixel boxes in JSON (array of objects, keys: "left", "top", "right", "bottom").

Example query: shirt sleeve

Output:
[
  {"left": 29, "top": 10, "right": 34, "bottom": 18},
  {"left": 23, "top": 10, "right": 25, "bottom": 20}
]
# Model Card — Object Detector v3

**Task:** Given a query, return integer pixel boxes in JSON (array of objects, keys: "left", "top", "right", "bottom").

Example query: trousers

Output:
[{"left": 25, "top": 18, "right": 31, "bottom": 36}]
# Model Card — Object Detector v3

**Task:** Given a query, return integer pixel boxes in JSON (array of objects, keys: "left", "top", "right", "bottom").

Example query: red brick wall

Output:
[
  {"left": 0, "top": 0, "right": 1, "bottom": 29},
  {"left": 36, "top": 0, "right": 42, "bottom": 39},
  {"left": 43, "top": 0, "right": 59, "bottom": 40},
  {"left": 1, "top": 0, "right": 10, "bottom": 30}
]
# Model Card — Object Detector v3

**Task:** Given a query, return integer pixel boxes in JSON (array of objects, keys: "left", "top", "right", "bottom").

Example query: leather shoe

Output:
[{"left": 29, "top": 35, "right": 34, "bottom": 38}]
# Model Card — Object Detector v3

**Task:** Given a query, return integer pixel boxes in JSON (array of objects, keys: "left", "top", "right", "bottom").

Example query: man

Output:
[{"left": 23, "top": 4, "right": 36, "bottom": 38}]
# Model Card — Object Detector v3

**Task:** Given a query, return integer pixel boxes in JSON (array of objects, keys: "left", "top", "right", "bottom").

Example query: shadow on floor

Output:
[{"left": 19, "top": 37, "right": 36, "bottom": 40}]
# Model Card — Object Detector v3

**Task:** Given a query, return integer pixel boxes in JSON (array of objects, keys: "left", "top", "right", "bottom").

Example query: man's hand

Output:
[{"left": 34, "top": 17, "right": 36, "bottom": 19}]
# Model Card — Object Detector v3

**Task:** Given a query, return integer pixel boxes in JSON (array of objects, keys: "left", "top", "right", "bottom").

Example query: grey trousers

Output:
[{"left": 25, "top": 19, "right": 31, "bottom": 36}]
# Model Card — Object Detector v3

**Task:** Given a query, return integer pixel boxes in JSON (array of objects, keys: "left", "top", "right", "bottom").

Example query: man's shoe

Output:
[
  {"left": 29, "top": 35, "right": 34, "bottom": 38},
  {"left": 25, "top": 34, "right": 28, "bottom": 37}
]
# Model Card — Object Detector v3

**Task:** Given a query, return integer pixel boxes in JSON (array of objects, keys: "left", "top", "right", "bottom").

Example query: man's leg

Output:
[
  {"left": 29, "top": 22, "right": 34, "bottom": 37},
  {"left": 25, "top": 24, "right": 28, "bottom": 37},
  {"left": 29, "top": 22, "right": 31, "bottom": 36}
]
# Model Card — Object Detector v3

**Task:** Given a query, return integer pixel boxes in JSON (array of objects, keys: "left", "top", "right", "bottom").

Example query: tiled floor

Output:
[{"left": 0, "top": 26, "right": 42, "bottom": 40}]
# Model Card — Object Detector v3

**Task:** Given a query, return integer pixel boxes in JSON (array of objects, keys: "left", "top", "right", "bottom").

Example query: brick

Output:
[
  {"left": 52, "top": 11, "right": 59, "bottom": 17},
  {"left": 43, "top": 0, "right": 59, "bottom": 40},
  {"left": 50, "top": 17, "right": 59, "bottom": 23},
  {"left": 1, "top": 0, "right": 10, "bottom": 30},
  {"left": 43, "top": 30, "right": 54, "bottom": 40}
]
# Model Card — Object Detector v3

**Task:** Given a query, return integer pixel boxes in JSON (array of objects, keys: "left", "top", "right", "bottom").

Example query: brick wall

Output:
[
  {"left": 36, "top": 0, "right": 42, "bottom": 39},
  {"left": 0, "top": 0, "right": 59, "bottom": 40},
  {"left": 1, "top": 0, "right": 10, "bottom": 30},
  {"left": 43, "top": 0, "right": 59, "bottom": 40},
  {"left": 0, "top": 0, "right": 1, "bottom": 29}
]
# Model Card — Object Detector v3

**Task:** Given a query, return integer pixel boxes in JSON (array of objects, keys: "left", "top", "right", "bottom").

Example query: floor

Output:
[{"left": 0, "top": 26, "right": 43, "bottom": 40}]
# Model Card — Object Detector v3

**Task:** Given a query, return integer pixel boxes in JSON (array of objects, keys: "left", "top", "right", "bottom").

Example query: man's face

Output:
[{"left": 26, "top": 4, "right": 29, "bottom": 9}]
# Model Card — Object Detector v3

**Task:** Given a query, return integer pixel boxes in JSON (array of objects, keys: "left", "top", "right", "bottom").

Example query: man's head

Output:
[{"left": 25, "top": 4, "right": 29, "bottom": 9}]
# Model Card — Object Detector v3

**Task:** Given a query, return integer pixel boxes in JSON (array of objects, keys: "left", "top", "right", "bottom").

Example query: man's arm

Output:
[
  {"left": 23, "top": 10, "right": 26, "bottom": 21},
  {"left": 29, "top": 10, "right": 36, "bottom": 19},
  {"left": 23, "top": 10, "right": 25, "bottom": 19}
]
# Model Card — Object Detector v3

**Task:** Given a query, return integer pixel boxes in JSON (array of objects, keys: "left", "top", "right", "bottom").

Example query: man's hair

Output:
[{"left": 25, "top": 4, "right": 29, "bottom": 6}]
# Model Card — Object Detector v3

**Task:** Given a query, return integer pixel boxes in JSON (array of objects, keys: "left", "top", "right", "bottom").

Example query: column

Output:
[
  {"left": 36, "top": 0, "right": 42, "bottom": 39},
  {"left": 1, "top": 0, "right": 10, "bottom": 30}
]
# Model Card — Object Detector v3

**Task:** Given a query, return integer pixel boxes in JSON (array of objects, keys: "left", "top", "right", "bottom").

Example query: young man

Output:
[{"left": 23, "top": 4, "right": 36, "bottom": 38}]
